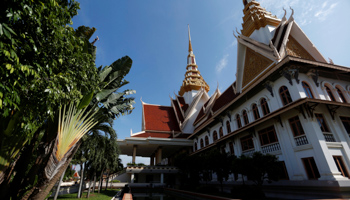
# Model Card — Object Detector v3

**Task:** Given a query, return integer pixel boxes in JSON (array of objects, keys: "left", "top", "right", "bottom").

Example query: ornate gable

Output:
[
  {"left": 286, "top": 35, "right": 316, "bottom": 61},
  {"left": 242, "top": 47, "right": 273, "bottom": 88}
]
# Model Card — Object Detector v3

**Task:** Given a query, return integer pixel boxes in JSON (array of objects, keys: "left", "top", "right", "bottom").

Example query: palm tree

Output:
[{"left": 30, "top": 56, "right": 135, "bottom": 199}]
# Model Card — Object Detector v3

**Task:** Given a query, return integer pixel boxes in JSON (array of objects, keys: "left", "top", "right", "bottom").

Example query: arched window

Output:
[
  {"left": 252, "top": 104, "right": 260, "bottom": 120},
  {"left": 219, "top": 127, "right": 224, "bottom": 138},
  {"left": 279, "top": 86, "right": 293, "bottom": 105},
  {"left": 226, "top": 121, "right": 231, "bottom": 133},
  {"left": 325, "top": 86, "right": 336, "bottom": 101},
  {"left": 260, "top": 98, "right": 270, "bottom": 116},
  {"left": 337, "top": 87, "right": 347, "bottom": 103},
  {"left": 213, "top": 131, "right": 218, "bottom": 142},
  {"left": 194, "top": 142, "right": 197, "bottom": 151},
  {"left": 236, "top": 114, "right": 242, "bottom": 128},
  {"left": 205, "top": 136, "right": 209, "bottom": 146},
  {"left": 200, "top": 139, "right": 204, "bottom": 148},
  {"left": 242, "top": 110, "right": 249, "bottom": 125},
  {"left": 302, "top": 82, "right": 314, "bottom": 98}
]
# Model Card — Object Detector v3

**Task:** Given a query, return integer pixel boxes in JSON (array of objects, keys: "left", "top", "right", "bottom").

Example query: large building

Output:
[{"left": 117, "top": 0, "right": 350, "bottom": 198}]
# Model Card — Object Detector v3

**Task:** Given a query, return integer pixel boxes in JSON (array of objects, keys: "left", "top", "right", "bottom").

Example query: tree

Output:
[
  {"left": 233, "top": 152, "right": 281, "bottom": 198},
  {"left": 0, "top": 0, "right": 98, "bottom": 191},
  {"left": 0, "top": 1, "right": 135, "bottom": 199},
  {"left": 205, "top": 148, "right": 234, "bottom": 192}
]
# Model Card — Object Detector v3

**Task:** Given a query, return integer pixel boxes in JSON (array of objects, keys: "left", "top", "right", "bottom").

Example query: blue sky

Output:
[{"left": 72, "top": 0, "right": 350, "bottom": 166}]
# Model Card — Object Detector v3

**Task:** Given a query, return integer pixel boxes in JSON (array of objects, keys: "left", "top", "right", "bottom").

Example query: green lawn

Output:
[{"left": 48, "top": 189, "right": 119, "bottom": 200}]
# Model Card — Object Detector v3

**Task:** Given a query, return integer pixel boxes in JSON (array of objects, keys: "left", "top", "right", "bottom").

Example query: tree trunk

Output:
[
  {"left": 98, "top": 169, "right": 104, "bottom": 193},
  {"left": 54, "top": 168, "right": 66, "bottom": 200},
  {"left": 87, "top": 180, "right": 92, "bottom": 198},
  {"left": 92, "top": 173, "right": 96, "bottom": 193},
  {"left": 26, "top": 142, "right": 81, "bottom": 200},
  {"left": 105, "top": 171, "right": 109, "bottom": 191},
  {"left": 78, "top": 163, "right": 84, "bottom": 198}
]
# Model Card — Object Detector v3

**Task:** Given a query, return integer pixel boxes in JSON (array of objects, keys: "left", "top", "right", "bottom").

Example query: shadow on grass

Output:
[{"left": 50, "top": 189, "right": 119, "bottom": 200}]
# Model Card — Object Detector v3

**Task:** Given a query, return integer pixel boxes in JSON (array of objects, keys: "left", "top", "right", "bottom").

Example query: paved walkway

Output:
[{"left": 122, "top": 193, "right": 133, "bottom": 200}]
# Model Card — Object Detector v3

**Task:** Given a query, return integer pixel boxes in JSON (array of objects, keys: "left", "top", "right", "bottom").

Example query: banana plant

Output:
[{"left": 95, "top": 56, "right": 135, "bottom": 119}]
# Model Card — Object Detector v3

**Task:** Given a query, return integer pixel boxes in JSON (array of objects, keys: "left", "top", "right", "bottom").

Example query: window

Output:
[
  {"left": 229, "top": 142, "right": 234, "bottom": 155},
  {"left": 340, "top": 116, "right": 350, "bottom": 135},
  {"left": 333, "top": 156, "right": 350, "bottom": 178},
  {"left": 315, "top": 113, "right": 330, "bottom": 132},
  {"left": 325, "top": 86, "right": 336, "bottom": 101},
  {"left": 213, "top": 131, "right": 218, "bottom": 142},
  {"left": 200, "top": 139, "right": 204, "bottom": 148},
  {"left": 258, "top": 126, "right": 278, "bottom": 146},
  {"left": 337, "top": 87, "right": 347, "bottom": 103},
  {"left": 288, "top": 116, "right": 305, "bottom": 137},
  {"left": 252, "top": 104, "right": 260, "bottom": 120},
  {"left": 260, "top": 98, "right": 270, "bottom": 116},
  {"left": 240, "top": 135, "right": 254, "bottom": 151},
  {"left": 279, "top": 86, "right": 293, "bottom": 105},
  {"left": 302, "top": 157, "right": 320, "bottom": 180},
  {"left": 236, "top": 114, "right": 242, "bottom": 128},
  {"left": 205, "top": 136, "right": 209, "bottom": 146},
  {"left": 242, "top": 110, "right": 249, "bottom": 125},
  {"left": 302, "top": 81, "right": 314, "bottom": 98},
  {"left": 219, "top": 127, "right": 223, "bottom": 138},
  {"left": 226, "top": 121, "right": 231, "bottom": 133}
]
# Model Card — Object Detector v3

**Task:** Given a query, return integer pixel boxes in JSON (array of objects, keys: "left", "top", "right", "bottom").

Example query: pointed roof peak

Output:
[
  {"left": 188, "top": 24, "right": 193, "bottom": 52},
  {"left": 179, "top": 26, "right": 210, "bottom": 96},
  {"left": 241, "top": 0, "right": 280, "bottom": 37}
]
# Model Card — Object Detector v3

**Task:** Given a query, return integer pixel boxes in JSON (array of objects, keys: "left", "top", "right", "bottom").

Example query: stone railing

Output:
[
  {"left": 261, "top": 142, "right": 281, "bottom": 154},
  {"left": 324, "top": 133, "right": 336, "bottom": 142},
  {"left": 294, "top": 135, "right": 309, "bottom": 146},
  {"left": 242, "top": 149, "right": 255, "bottom": 157}
]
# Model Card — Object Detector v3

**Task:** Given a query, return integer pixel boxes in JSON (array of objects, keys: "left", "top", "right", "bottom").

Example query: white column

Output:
[
  {"left": 150, "top": 155, "right": 154, "bottom": 166},
  {"left": 160, "top": 173, "right": 164, "bottom": 184},
  {"left": 132, "top": 145, "right": 137, "bottom": 164},
  {"left": 156, "top": 147, "right": 162, "bottom": 165},
  {"left": 131, "top": 173, "right": 135, "bottom": 183},
  {"left": 303, "top": 117, "right": 344, "bottom": 180}
]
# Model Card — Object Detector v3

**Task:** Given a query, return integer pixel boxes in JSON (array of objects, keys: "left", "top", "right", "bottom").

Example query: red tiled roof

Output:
[
  {"left": 177, "top": 96, "right": 189, "bottom": 113},
  {"left": 131, "top": 132, "right": 172, "bottom": 138},
  {"left": 172, "top": 100, "right": 184, "bottom": 122},
  {"left": 212, "top": 86, "right": 238, "bottom": 113},
  {"left": 143, "top": 104, "right": 181, "bottom": 132}
]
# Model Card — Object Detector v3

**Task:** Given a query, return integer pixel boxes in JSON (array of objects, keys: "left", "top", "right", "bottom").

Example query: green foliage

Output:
[
  {"left": 95, "top": 56, "right": 135, "bottom": 119},
  {"left": 0, "top": 0, "right": 100, "bottom": 177},
  {"left": 235, "top": 152, "right": 280, "bottom": 186}
]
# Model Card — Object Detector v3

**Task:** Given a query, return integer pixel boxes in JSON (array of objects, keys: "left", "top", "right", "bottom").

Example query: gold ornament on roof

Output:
[{"left": 241, "top": 0, "right": 280, "bottom": 37}]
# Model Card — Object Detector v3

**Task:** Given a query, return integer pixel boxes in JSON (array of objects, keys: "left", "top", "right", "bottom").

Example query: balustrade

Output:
[
  {"left": 294, "top": 135, "right": 309, "bottom": 146},
  {"left": 261, "top": 142, "right": 281, "bottom": 153},
  {"left": 324, "top": 133, "right": 336, "bottom": 142}
]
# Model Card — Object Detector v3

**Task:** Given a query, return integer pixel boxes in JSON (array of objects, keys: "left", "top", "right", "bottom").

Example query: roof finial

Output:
[{"left": 188, "top": 24, "right": 193, "bottom": 52}]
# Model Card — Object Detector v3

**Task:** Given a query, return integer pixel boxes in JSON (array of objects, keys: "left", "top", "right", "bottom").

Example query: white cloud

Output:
[
  {"left": 314, "top": 2, "right": 338, "bottom": 21},
  {"left": 216, "top": 54, "right": 229, "bottom": 73},
  {"left": 258, "top": 0, "right": 339, "bottom": 26}
]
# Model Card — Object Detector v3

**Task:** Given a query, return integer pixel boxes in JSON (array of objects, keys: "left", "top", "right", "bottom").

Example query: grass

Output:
[{"left": 48, "top": 189, "right": 119, "bottom": 200}]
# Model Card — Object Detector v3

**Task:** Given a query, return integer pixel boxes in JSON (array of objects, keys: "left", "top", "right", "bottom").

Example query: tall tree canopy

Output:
[{"left": 0, "top": 0, "right": 135, "bottom": 199}]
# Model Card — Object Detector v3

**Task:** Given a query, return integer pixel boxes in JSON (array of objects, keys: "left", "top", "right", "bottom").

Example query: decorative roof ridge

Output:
[
  {"left": 236, "top": 37, "right": 277, "bottom": 61},
  {"left": 143, "top": 102, "right": 172, "bottom": 107},
  {"left": 181, "top": 89, "right": 207, "bottom": 128}
]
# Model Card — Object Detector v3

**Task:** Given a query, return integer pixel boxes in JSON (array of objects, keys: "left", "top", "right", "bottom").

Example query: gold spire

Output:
[
  {"left": 241, "top": 0, "right": 280, "bottom": 37},
  {"left": 188, "top": 24, "right": 193, "bottom": 52},
  {"left": 179, "top": 25, "right": 210, "bottom": 96}
]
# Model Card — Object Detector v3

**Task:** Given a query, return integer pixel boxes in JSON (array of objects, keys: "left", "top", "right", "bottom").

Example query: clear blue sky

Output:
[{"left": 72, "top": 0, "right": 350, "bottom": 166}]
